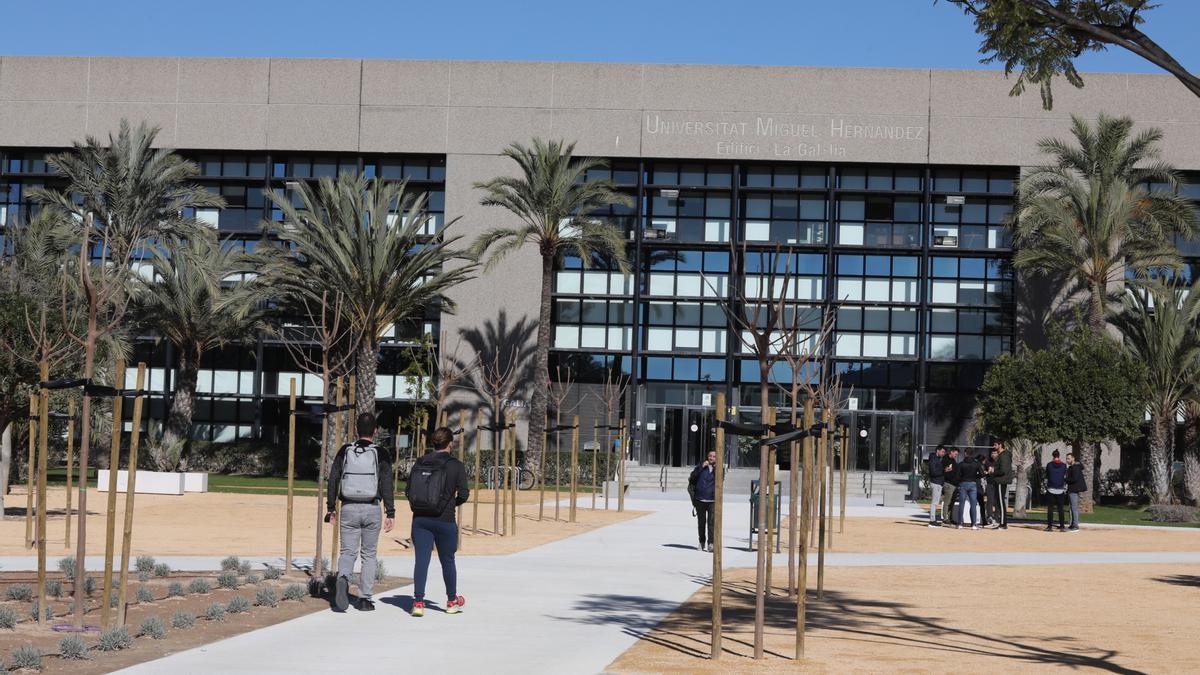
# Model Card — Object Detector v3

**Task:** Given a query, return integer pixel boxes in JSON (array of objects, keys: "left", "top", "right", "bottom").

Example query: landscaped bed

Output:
[{"left": 0, "top": 556, "right": 409, "bottom": 673}]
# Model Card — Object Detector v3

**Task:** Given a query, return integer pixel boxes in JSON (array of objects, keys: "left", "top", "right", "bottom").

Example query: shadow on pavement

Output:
[{"left": 1154, "top": 574, "right": 1200, "bottom": 588}]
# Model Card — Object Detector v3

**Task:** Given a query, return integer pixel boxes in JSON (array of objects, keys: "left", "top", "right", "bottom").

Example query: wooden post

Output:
[
  {"left": 569, "top": 416, "right": 579, "bottom": 523},
  {"left": 538, "top": 410, "right": 547, "bottom": 522},
  {"left": 555, "top": 408, "right": 563, "bottom": 521},
  {"left": 753, "top": 403, "right": 771, "bottom": 660},
  {"left": 101, "top": 357, "right": 125, "bottom": 628},
  {"left": 116, "top": 363, "right": 146, "bottom": 626},
  {"left": 286, "top": 378, "right": 297, "bottom": 575},
  {"left": 764, "top": 407, "right": 776, "bottom": 596},
  {"left": 839, "top": 426, "right": 848, "bottom": 534},
  {"left": 591, "top": 422, "right": 599, "bottom": 510},
  {"left": 25, "top": 396, "right": 36, "bottom": 549},
  {"left": 508, "top": 424, "right": 517, "bottom": 537},
  {"left": 500, "top": 422, "right": 509, "bottom": 537},
  {"left": 65, "top": 399, "right": 75, "bottom": 549},
  {"left": 827, "top": 425, "right": 835, "bottom": 550},
  {"left": 711, "top": 392, "right": 726, "bottom": 660},
  {"left": 603, "top": 411, "right": 613, "bottom": 510},
  {"left": 796, "top": 398, "right": 814, "bottom": 660},
  {"left": 617, "top": 419, "right": 626, "bottom": 513},
  {"left": 331, "top": 377, "right": 345, "bottom": 573},
  {"left": 35, "top": 360, "right": 50, "bottom": 624},
  {"left": 817, "top": 409, "right": 829, "bottom": 599},
  {"left": 787, "top": 397, "right": 801, "bottom": 599},
  {"left": 472, "top": 412, "right": 482, "bottom": 534}
]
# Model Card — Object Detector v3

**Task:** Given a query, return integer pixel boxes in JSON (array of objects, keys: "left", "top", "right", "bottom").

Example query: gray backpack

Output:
[{"left": 339, "top": 442, "right": 379, "bottom": 502}]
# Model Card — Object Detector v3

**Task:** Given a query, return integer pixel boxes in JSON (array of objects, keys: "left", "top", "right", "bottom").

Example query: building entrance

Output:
[
  {"left": 642, "top": 405, "right": 715, "bottom": 468},
  {"left": 848, "top": 411, "right": 915, "bottom": 474}
]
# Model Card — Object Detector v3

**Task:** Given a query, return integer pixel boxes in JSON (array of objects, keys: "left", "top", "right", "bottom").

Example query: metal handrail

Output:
[{"left": 659, "top": 465, "right": 668, "bottom": 492}]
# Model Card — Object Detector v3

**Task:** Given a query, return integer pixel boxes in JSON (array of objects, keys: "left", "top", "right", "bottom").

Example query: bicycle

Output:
[{"left": 484, "top": 465, "right": 537, "bottom": 491}]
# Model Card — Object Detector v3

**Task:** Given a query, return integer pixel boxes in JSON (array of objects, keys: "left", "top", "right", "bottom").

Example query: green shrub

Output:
[
  {"left": 245, "top": 574, "right": 261, "bottom": 585},
  {"left": 263, "top": 566, "right": 282, "bottom": 580},
  {"left": 217, "top": 572, "right": 239, "bottom": 589},
  {"left": 254, "top": 587, "right": 277, "bottom": 608},
  {"left": 171, "top": 611, "right": 196, "bottom": 629},
  {"left": 10, "top": 644, "right": 41, "bottom": 671},
  {"left": 137, "top": 570, "right": 152, "bottom": 583},
  {"left": 96, "top": 626, "right": 133, "bottom": 652},
  {"left": 226, "top": 595, "right": 250, "bottom": 614},
  {"left": 45, "top": 580, "right": 63, "bottom": 598},
  {"left": 56, "top": 557, "right": 76, "bottom": 581},
  {"left": 83, "top": 576, "right": 96, "bottom": 597},
  {"left": 58, "top": 634, "right": 88, "bottom": 660},
  {"left": 5, "top": 584, "right": 32, "bottom": 602},
  {"left": 188, "top": 578, "right": 212, "bottom": 594},
  {"left": 219, "top": 556, "right": 241, "bottom": 572},
  {"left": 136, "top": 586, "right": 155, "bottom": 604},
  {"left": 282, "top": 584, "right": 306, "bottom": 601},
  {"left": 109, "top": 591, "right": 120, "bottom": 608},
  {"left": 0, "top": 606, "right": 17, "bottom": 629},
  {"left": 135, "top": 555, "right": 156, "bottom": 573},
  {"left": 205, "top": 603, "right": 226, "bottom": 621},
  {"left": 237, "top": 560, "right": 252, "bottom": 576},
  {"left": 167, "top": 582, "right": 185, "bottom": 597},
  {"left": 138, "top": 616, "right": 166, "bottom": 640},
  {"left": 28, "top": 602, "right": 53, "bottom": 621},
  {"left": 153, "top": 563, "right": 172, "bottom": 578}
]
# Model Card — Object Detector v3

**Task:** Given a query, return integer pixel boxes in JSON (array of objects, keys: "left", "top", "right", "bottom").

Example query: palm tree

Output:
[
  {"left": 1013, "top": 114, "right": 1197, "bottom": 334},
  {"left": 471, "top": 139, "right": 633, "bottom": 478},
  {"left": 132, "top": 236, "right": 276, "bottom": 470},
  {"left": 265, "top": 172, "right": 476, "bottom": 416},
  {"left": 1113, "top": 279, "right": 1200, "bottom": 503}
]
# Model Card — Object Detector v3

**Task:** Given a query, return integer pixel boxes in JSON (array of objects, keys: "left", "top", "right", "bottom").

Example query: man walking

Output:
[
  {"left": 327, "top": 413, "right": 395, "bottom": 612},
  {"left": 956, "top": 450, "right": 982, "bottom": 530},
  {"left": 928, "top": 445, "right": 946, "bottom": 527},
  {"left": 1066, "top": 452, "right": 1086, "bottom": 532},
  {"left": 407, "top": 426, "right": 470, "bottom": 617},
  {"left": 988, "top": 439, "right": 1012, "bottom": 530},
  {"left": 689, "top": 450, "right": 718, "bottom": 551},
  {"left": 1045, "top": 450, "right": 1068, "bottom": 532},
  {"left": 941, "top": 447, "right": 960, "bottom": 526}
]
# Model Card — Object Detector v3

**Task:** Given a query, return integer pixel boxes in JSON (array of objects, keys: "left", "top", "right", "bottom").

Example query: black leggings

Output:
[
  {"left": 412, "top": 517, "right": 458, "bottom": 601},
  {"left": 1046, "top": 492, "right": 1066, "bottom": 529},
  {"left": 696, "top": 501, "right": 715, "bottom": 546}
]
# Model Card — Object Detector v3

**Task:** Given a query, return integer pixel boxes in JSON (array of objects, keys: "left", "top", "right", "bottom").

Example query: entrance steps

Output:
[{"left": 622, "top": 465, "right": 911, "bottom": 501}]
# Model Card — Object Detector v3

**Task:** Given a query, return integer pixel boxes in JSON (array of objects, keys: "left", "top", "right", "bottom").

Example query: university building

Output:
[{"left": 1, "top": 57, "right": 1198, "bottom": 473}]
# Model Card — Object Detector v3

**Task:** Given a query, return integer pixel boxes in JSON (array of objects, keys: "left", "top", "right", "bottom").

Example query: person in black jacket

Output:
[
  {"left": 988, "top": 439, "right": 1014, "bottom": 530},
  {"left": 941, "top": 447, "right": 960, "bottom": 526},
  {"left": 1066, "top": 452, "right": 1087, "bottom": 532},
  {"left": 327, "top": 413, "right": 395, "bottom": 612},
  {"left": 927, "top": 445, "right": 947, "bottom": 527},
  {"left": 409, "top": 426, "right": 470, "bottom": 617},
  {"left": 955, "top": 450, "right": 982, "bottom": 529},
  {"left": 689, "top": 450, "right": 718, "bottom": 551},
  {"left": 1044, "top": 450, "right": 1068, "bottom": 532}
]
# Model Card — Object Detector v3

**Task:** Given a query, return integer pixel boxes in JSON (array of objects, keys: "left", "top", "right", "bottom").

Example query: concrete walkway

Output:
[{"left": 104, "top": 495, "right": 1200, "bottom": 674}]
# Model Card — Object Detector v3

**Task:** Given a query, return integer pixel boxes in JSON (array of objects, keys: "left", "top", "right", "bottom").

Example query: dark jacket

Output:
[
  {"left": 327, "top": 439, "right": 396, "bottom": 518},
  {"left": 1066, "top": 463, "right": 1087, "bottom": 494},
  {"left": 413, "top": 451, "right": 471, "bottom": 523},
  {"left": 689, "top": 463, "right": 717, "bottom": 502},
  {"left": 1045, "top": 459, "right": 1067, "bottom": 491},
  {"left": 957, "top": 457, "right": 982, "bottom": 484},
  {"left": 928, "top": 452, "right": 945, "bottom": 485},
  {"left": 942, "top": 455, "right": 959, "bottom": 486},
  {"left": 991, "top": 450, "right": 1014, "bottom": 484}
]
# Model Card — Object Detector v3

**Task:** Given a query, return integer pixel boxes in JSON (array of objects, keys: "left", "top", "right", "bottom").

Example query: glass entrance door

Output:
[
  {"left": 643, "top": 405, "right": 715, "bottom": 467},
  {"left": 850, "top": 412, "right": 915, "bottom": 473}
]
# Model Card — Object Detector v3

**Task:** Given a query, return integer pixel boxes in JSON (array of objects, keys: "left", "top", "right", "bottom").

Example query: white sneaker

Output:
[{"left": 971, "top": 526, "right": 981, "bottom": 530}]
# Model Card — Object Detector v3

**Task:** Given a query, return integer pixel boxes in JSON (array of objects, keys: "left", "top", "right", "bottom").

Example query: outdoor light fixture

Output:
[
  {"left": 945, "top": 195, "right": 966, "bottom": 205},
  {"left": 659, "top": 189, "right": 679, "bottom": 198}
]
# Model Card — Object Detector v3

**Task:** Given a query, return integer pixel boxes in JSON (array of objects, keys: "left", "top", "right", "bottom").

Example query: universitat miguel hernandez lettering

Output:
[{"left": 643, "top": 113, "right": 926, "bottom": 158}]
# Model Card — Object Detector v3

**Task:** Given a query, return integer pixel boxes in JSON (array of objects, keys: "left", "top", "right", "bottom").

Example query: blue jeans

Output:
[
  {"left": 958, "top": 481, "right": 979, "bottom": 526},
  {"left": 1068, "top": 492, "right": 1080, "bottom": 528},
  {"left": 412, "top": 517, "right": 458, "bottom": 602}
]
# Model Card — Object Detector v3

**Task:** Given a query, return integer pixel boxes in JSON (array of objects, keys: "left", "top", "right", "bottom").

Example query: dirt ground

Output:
[
  {"left": 762, "top": 514, "right": 1200, "bottom": 554},
  {"left": 0, "top": 571, "right": 408, "bottom": 673},
  {"left": 0, "top": 486, "right": 644, "bottom": 558},
  {"left": 609, "top": 563, "right": 1200, "bottom": 673}
]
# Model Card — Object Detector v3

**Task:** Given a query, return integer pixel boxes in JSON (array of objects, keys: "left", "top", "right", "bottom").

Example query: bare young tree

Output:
[
  {"left": 545, "top": 366, "right": 577, "bottom": 521},
  {"left": 595, "top": 368, "right": 629, "bottom": 511}
]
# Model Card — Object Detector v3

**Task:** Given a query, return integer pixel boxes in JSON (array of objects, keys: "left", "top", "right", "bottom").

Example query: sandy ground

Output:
[
  {"left": 773, "top": 515, "right": 1200, "bottom": 554},
  {"left": 0, "top": 486, "right": 643, "bottom": 558},
  {"left": 610, "top": 563, "right": 1200, "bottom": 673}
]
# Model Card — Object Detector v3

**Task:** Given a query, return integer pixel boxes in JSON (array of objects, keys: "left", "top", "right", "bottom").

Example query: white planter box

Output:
[
  {"left": 97, "top": 470, "right": 185, "bottom": 495},
  {"left": 183, "top": 472, "right": 209, "bottom": 493}
]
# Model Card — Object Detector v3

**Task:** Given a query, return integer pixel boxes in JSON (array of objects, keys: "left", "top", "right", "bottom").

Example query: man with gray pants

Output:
[{"left": 327, "top": 413, "right": 395, "bottom": 612}]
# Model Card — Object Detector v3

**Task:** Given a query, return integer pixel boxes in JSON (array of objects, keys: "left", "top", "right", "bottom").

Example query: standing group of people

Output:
[
  {"left": 325, "top": 413, "right": 469, "bottom": 616},
  {"left": 927, "top": 439, "right": 1087, "bottom": 531}
]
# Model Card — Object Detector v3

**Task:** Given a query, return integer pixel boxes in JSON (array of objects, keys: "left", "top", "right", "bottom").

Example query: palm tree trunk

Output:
[
  {"left": 1073, "top": 439, "right": 1096, "bottom": 513},
  {"left": 1089, "top": 278, "right": 1107, "bottom": 334},
  {"left": 356, "top": 339, "right": 378, "bottom": 417},
  {"left": 1013, "top": 463, "right": 1029, "bottom": 518},
  {"left": 0, "top": 422, "right": 11, "bottom": 518},
  {"left": 527, "top": 255, "right": 553, "bottom": 481},
  {"left": 1184, "top": 404, "right": 1200, "bottom": 504},
  {"left": 159, "top": 350, "right": 199, "bottom": 472},
  {"left": 1148, "top": 411, "right": 1173, "bottom": 504}
]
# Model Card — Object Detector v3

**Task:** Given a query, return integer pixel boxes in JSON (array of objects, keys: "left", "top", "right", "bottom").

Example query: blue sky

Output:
[{"left": 4, "top": 0, "right": 1198, "bottom": 75}]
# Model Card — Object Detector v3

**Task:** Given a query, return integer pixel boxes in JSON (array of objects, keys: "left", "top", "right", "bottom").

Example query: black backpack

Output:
[{"left": 407, "top": 453, "right": 450, "bottom": 516}]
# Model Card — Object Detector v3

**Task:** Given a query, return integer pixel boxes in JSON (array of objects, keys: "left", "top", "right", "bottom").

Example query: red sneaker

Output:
[
  {"left": 411, "top": 600, "right": 425, "bottom": 617},
  {"left": 445, "top": 596, "right": 465, "bottom": 615}
]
